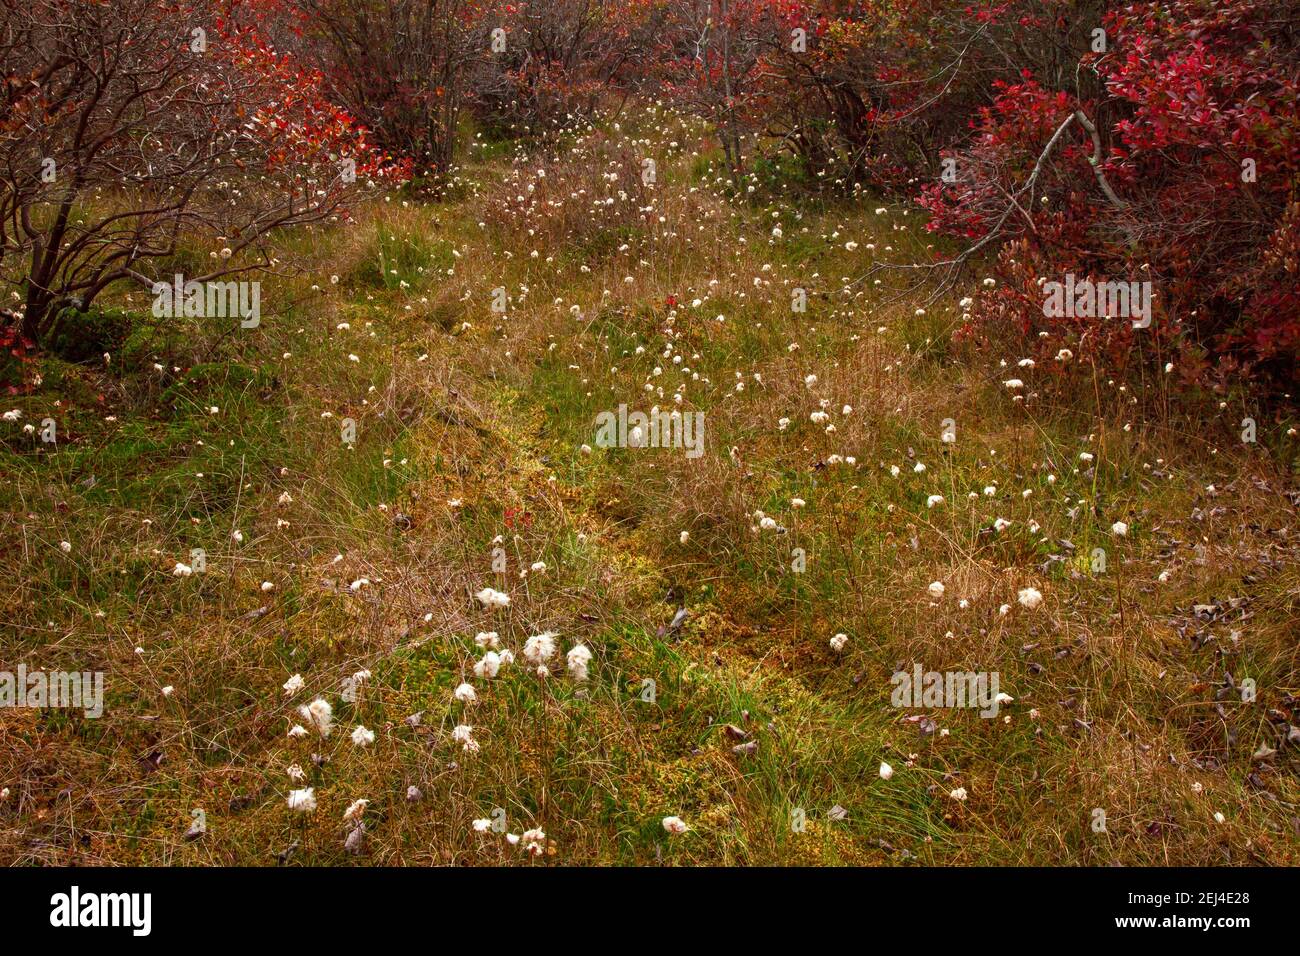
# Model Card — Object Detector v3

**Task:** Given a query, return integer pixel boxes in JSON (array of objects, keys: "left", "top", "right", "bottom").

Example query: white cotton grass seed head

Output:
[
  {"left": 287, "top": 788, "right": 317, "bottom": 813},
  {"left": 475, "top": 587, "right": 511, "bottom": 608},
  {"left": 452, "top": 724, "right": 479, "bottom": 753},
  {"left": 474, "top": 651, "right": 502, "bottom": 679},
  {"left": 1017, "top": 587, "right": 1043, "bottom": 610},
  {"left": 928, "top": 581, "right": 945, "bottom": 600},
  {"left": 523, "top": 632, "right": 558, "bottom": 665},
  {"left": 454, "top": 682, "right": 478, "bottom": 703},
  {"left": 351, "top": 725, "right": 375, "bottom": 747},
  {"left": 566, "top": 644, "right": 593, "bottom": 681},
  {"left": 521, "top": 828, "right": 547, "bottom": 855},
  {"left": 662, "top": 815, "right": 689, "bottom": 834},
  {"left": 879, "top": 761, "right": 894, "bottom": 780},
  {"left": 298, "top": 697, "right": 333, "bottom": 737}
]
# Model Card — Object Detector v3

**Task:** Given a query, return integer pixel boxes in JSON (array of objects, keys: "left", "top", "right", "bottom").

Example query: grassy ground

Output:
[{"left": 2, "top": 105, "right": 1298, "bottom": 866}]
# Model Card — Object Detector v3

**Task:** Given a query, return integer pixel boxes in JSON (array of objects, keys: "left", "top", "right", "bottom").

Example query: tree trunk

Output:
[{"left": 22, "top": 292, "right": 50, "bottom": 344}]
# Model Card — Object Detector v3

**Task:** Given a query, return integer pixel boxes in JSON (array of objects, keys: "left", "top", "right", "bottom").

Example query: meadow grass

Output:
[{"left": 2, "top": 106, "right": 1297, "bottom": 866}]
